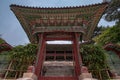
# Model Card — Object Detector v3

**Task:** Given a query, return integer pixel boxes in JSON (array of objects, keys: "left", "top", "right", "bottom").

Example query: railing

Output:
[
  {"left": 0, "top": 68, "right": 118, "bottom": 80},
  {"left": 0, "top": 69, "right": 26, "bottom": 79},
  {"left": 89, "top": 69, "right": 112, "bottom": 80},
  {"left": 0, "top": 61, "right": 27, "bottom": 79}
]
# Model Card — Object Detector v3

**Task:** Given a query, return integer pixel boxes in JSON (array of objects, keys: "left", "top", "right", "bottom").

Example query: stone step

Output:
[
  {"left": 43, "top": 66, "right": 74, "bottom": 77},
  {"left": 43, "top": 61, "right": 74, "bottom": 66},
  {"left": 43, "top": 61, "right": 75, "bottom": 77}
]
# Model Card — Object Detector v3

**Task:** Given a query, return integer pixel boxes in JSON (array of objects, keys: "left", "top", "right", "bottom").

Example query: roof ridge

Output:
[{"left": 10, "top": 2, "right": 108, "bottom": 9}]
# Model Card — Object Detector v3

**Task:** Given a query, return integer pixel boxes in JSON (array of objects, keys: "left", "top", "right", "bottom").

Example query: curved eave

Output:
[
  {"left": 10, "top": 2, "right": 108, "bottom": 43},
  {"left": 0, "top": 43, "right": 12, "bottom": 53},
  {"left": 10, "top": 7, "right": 35, "bottom": 43},
  {"left": 83, "top": 3, "right": 108, "bottom": 41},
  {"left": 104, "top": 43, "right": 120, "bottom": 54}
]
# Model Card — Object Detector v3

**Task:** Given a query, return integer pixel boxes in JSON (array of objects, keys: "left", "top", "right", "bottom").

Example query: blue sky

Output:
[{"left": 0, "top": 0, "right": 115, "bottom": 46}]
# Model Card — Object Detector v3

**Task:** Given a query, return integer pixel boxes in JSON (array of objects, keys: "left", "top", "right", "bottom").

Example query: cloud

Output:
[{"left": 98, "top": 18, "right": 115, "bottom": 26}]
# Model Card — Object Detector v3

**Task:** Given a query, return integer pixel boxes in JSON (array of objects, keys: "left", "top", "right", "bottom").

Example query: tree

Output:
[
  {"left": 92, "top": 26, "right": 109, "bottom": 38},
  {"left": 0, "top": 51, "right": 11, "bottom": 76},
  {"left": 0, "top": 38, "right": 5, "bottom": 44},
  {"left": 94, "top": 24, "right": 120, "bottom": 45},
  {"left": 80, "top": 44, "right": 109, "bottom": 79},
  {"left": 7, "top": 43, "right": 37, "bottom": 78},
  {"left": 10, "top": 44, "right": 37, "bottom": 70},
  {"left": 105, "top": 0, "right": 120, "bottom": 23}
]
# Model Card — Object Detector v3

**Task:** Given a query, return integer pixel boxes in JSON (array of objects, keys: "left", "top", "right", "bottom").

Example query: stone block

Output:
[
  {"left": 79, "top": 73, "right": 92, "bottom": 80},
  {"left": 17, "top": 78, "right": 33, "bottom": 80},
  {"left": 82, "top": 78, "right": 97, "bottom": 80},
  {"left": 81, "top": 66, "right": 89, "bottom": 73},
  {"left": 27, "top": 66, "right": 35, "bottom": 73},
  {"left": 0, "top": 79, "right": 17, "bottom": 80},
  {"left": 115, "top": 76, "right": 120, "bottom": 79},
  {"left": 22, "top": 73, "right": 37, "bottom": 80}
]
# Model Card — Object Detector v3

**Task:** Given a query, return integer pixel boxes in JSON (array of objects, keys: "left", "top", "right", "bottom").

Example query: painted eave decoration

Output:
[{"left": 10, "top": 2, "right": 108, "bottom": 43}]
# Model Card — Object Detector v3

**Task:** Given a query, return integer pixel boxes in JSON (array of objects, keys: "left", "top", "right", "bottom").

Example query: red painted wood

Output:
[
  {"left": 72, "top": 33, "right": 81, "bottom": 79},
  {"left": 35, "top": 34, "right": 46, "bottom": 77},
  {"left": 46, "top": 53, "right": 72, "bottom": 56},
  {"left": 46, "top": 37, "right": 72, "bottom": 41},
  {"left": 39, "top": 77, "right": 77, "bottom": 80},
  {"left": 35, "top": 32, "right": 82, "bottom": 80},
  {"left": 104, "top": 43, "right": 120, "bottom": 58}
]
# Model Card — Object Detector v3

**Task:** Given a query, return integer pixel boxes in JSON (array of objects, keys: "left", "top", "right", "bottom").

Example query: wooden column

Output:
[
  {"left": 35, "top": 33, "right": 46, "bottom": 79},
  {"left": 76, "top": 33, "right": 82, "bottom": 68},
  {"left": 73, "top": 33, "right": 82, "bottom": 79}
]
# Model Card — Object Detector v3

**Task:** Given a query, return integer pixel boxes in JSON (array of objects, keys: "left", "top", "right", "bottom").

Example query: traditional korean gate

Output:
[
  {"left": 35, "top": 33, "right": 81, "bottom": 80},
  {"left": 10, "top": 2, "right": 108, "bottom": 80}
]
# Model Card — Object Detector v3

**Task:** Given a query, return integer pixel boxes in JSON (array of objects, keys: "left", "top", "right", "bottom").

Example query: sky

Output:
[{"left": 0, "top": 0, "right": 115, "bottom": 46}]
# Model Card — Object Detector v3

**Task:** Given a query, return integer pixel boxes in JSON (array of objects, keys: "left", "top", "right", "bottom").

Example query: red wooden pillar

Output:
[
  {"left": 35, "top": 33, "right": 46, "bottom": 79},
  {"left": 73, "top": 33, "right": 82, "bottom": 79},
  {"left": 75, "top": 33, "right": 82, "bottom": 67}
]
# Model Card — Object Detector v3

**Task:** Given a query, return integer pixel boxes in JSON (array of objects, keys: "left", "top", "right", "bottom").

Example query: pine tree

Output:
[{"left": 105, "top": 0, "right": 120, "bottom": 23}]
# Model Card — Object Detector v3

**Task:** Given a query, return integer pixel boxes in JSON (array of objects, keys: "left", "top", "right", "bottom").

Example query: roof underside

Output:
[
  {"left": 104, "top": 43, "right": 120, "bottom": 53},
  {"left": 10, "top": 3, "right": 108, "bottom": 43}
]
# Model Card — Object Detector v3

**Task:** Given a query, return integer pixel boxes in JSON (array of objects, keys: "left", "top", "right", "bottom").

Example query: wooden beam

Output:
[
  {"left": 46, "top": 37, "right": 72, "bottom": 41},
  {"left": 35, "top": 33, "right": 46, "bottom": 79}
]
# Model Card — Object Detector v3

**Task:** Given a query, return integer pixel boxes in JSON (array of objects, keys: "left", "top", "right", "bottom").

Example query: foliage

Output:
[
  {"left": 93, "top": 26, "right": 109, "bottom": 38},
  {"left": 105, "top": 0, "right": 120, "bottom": 23},
  {"left": 7, "top": 43, "right": 37, "bottom": 78},
  {"left": 10, "top": 44, "right": 37, "bottom": 70},
  {"left": 0, "top": 51, "right": 11, "bottom": 74},
  {"left": 117, "top": 42, "right": 120, "bottom": 46},
  {"left": 94, "top": 24, "right": 120, "bottom": 45},
  {"left": 105, "top": 51, "right": 120, "bottom": 75},
  {"left": 80, "top": 44, "right": 109, "bottom": 79},
  {"left": 0, "top": 38, "right": 5, "bottom": 44}
]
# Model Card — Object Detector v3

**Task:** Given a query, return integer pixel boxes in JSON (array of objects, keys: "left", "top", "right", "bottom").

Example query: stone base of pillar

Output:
[
  {"left": 17, "top": 73, "right": 37, "bottom": 80},
  {"left": 115, "top": 76, "right": 120, "bottom": 79},
  {"left": 23, "top": 73, "right": 37, "bottom": 80},
  {"left": 79, "top": 73, "right": 97, "bottom": 80},
  {"left": 80, "top": 78, "right": 97, "bottom": 80}
]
